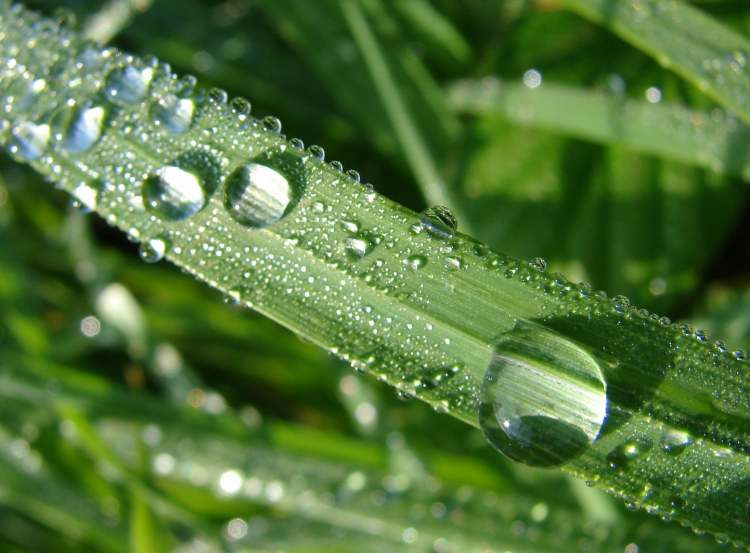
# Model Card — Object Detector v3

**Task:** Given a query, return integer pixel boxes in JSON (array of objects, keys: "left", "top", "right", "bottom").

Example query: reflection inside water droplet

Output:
[
  {"left": 225, "top": 162, "right": 295, "bottom": 228},
  {"left": 479, "top": 322, "right": 607, "bottom": 467}
]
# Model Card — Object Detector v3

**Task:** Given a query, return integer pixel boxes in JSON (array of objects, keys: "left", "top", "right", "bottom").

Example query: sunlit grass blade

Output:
[
  {"left": 561, "top": 0, "right": 750, "bottom": 124},
  {"left": 3, "top": 4, "right": 750, "bottom": 546},
  {"left": 448, "top": 77, "right": 750, "bottom": 180}
]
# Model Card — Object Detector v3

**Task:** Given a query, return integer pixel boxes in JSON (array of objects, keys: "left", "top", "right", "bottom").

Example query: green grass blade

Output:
[
  {"left": 337, "top": 0, "right": 469, "bottom": 225},
  {"left": 448, "top": 77, "right": 750, "bottom": 180},
  {"left": 561, "top": 0, "right": 750, "bottom": 124},
  {"left": 2, "top": 4, "right": 750, "bottom": 546}
]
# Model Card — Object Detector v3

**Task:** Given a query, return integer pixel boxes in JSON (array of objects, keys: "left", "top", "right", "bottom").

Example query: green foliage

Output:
[{"left": 2, "top": 1, "right": 750, "bottom": 552}]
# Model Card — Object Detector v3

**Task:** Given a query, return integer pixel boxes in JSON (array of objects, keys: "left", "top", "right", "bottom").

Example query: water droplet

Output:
[
  {"left": 225, "top": 163, "right": 296, "bottom": 228},
  {"left": 143, "top": 166, "right": 206, "bottom": 221},
  {"left": 479, "top": 322, "right": 607, "bottom": 467},
  {"left": 52, "top": 102, "right": 105, "bottom": 153},
  {"left": 607, "top": 439, "right": 651, "bottom": 470},
  {"left": 105, "top": 65, "right": 153, "bottom": 105},
  {"left": 529, "top": 257, "right": 547, "bottom": 271},
  {"left": 229, "top": 97, "right": 252, "bottom": 118},
  {"left": 346, "top": 169, "right": 360, "bottom": 183},
  {"left": 151, "top": 95, "right": 194, "bottom": 134},
  {"left": 8, "top": 121, "right": 50, "bottom": 160},
  {"left": 345, "top": 234, "right": 373, "bottom": 259},
  {"left": 420, "top": 205, "right": 457, "bottom": 239},
  {"left": 139, "top": 236, "right": 169, "bottom": 263},
  {"left": 660, "top": 429, "right": 692, "bottom": 456},
  {"left": 406, "top": 254, "right": 427, "bottom": 271},
  {"left": 262, "top": 115, "right": 281, "bottom": 133},
  {"left": 71, "top": 183, "right": 98, "bottom": 212}
]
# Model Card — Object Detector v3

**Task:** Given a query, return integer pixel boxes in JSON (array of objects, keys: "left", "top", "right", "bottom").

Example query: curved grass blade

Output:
[
  {"left": 2, "top": 3, "right": 750, "bottom": 546},
  {"left": 448, "top": 77, "right": 750, "bottom": 180},
  {"left": 561, "top": 0, "right": 750, "bottom": 124}
]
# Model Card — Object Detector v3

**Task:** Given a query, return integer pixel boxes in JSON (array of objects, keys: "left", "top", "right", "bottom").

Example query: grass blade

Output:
[
  {"left": 448, "top": 77, "right": 750, "bottom": 180},
  {"left": 561, "top": 0, "right": 750, "bottom": 124}
]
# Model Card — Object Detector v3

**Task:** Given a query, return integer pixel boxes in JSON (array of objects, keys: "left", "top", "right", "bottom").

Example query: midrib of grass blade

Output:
[
  {"left": 560, "top": 0, "right": 750, "bottom": 124},
  {"left": 2, "top": 4, "right": 750, "bottom": 545},
  {"left": 448, "top": 77, "right": 750, "bottom": 180}
]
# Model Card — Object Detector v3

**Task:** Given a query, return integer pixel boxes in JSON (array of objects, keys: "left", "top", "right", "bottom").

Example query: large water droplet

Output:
[
  {"left": 151, "top": 95, "right": 194, "bottom": 134},
  {"left": 8, "top": 121, "right": 50, "bottom": 160},
  {"left": 225, "top": 162, "right": 296, "bottom": 228},
  {"left": 52, "top": 102, "right": 105, "bottom": 153},
  {"left": 105, "top": 66, "right": 153, "bottom": 105},
  {"left": 479, "top": 322, "right": 607, "bottom": 467},
  {"left": 143, "top": 166, "right": 206, "bottom": 221}
]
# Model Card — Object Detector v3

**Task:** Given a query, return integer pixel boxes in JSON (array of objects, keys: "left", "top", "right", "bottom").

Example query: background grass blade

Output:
[
  {"left": 448, "top": 77, "right": 750, "bottom": 180},
  {"left": 561, "top": 0, "right": 750, "bottom": 124}
]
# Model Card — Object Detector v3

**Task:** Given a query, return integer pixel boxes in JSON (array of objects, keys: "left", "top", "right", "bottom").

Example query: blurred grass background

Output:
[{"left": 2, "top": 0, "right": 750, "bottom": 551}]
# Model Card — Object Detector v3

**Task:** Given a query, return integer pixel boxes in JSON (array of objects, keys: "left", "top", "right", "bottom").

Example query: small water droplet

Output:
[
  {"left": 105, "top": 65, "right": 153, "bottom": 105},
  {"left": 225, "top": 163, "right": 295, "bottom": 228},
  {"left": 307, "top": 144, "right": 325, "bottom": 161},
  {"left": 660, "top": 429, "right": 692, "bottom": 456},
  {"left": 530, "top": 257, "right": 547, "bottom": 271},
  {"left": 71, "top": 183, "right": 99, "bottom": 212},
  {"left": 8, "top": 121, "right": 50, "bottom": 160},
  {"left": 346, "top": 169, "right": 360, "bottom": 182},
  {"left": 143, "top": 166, "right": 206, "bottom": 221},
  {"left": 344, "top": 232, "right": 376, "bottom": 259},
  {"left": 151, "top": 95, "right": 194, "bottom": 134},
  {"left": 262, "top": 115, "right": 281, "bottom": 133},
  {"left": 406, "top": 254, "right": 427, "bottom": 271},
  {"left": 139, "top": 236, "right": 169, "bottom": 263},
  {"left": 52, "top": 102, "right": 105, "bottom": 153},
  {"left": 420, "top": 205, "right": 457, "bottom": 239},
  {"left": 229, "top": 97, "right": 252, "bottom": 118},
  {"left": 480, "top": 322, "right": 607, "bottom": 467},
  {"left": 607, "top": 439, "right": 651, "bottom": 470},
  {"left": 613, "top": 295, "right": 630, "bottom": 313}
]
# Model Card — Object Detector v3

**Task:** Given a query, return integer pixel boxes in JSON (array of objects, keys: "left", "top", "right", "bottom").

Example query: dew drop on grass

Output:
[
  {"left": 139, "top": 237, "right": 168, "bottom": 263},
  {"left": 420, "top": 205, "right": 457, "bottom": 239},
  {"left": 143, "top": 166, "right": 206, "bottom": 221},
  {"left": 225, "top": 163, "right": 294, "bottom": 228},
  {"left": 660, "top": 429, "right": 692, "bottom": 455},
  {"left": 8, "top": 121, "right": 50, "bottom": 160},
  {"left": 52, "top": 102, "right": 105, "bottom": 152},
  {"left": 71, "top": 183, "right": 99, "bottom": 212},
  {"left": 105, "top": 65, "right": 153, "bottom": 105},
  {"left": 345, "top": 233, "right": 374, "bottom": 259},
  {"left": 151, "top": 95, "right": 194, "bottom": 134},
  {"left": 479, "top": 322, "right": 607, "bottom": 467}
]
